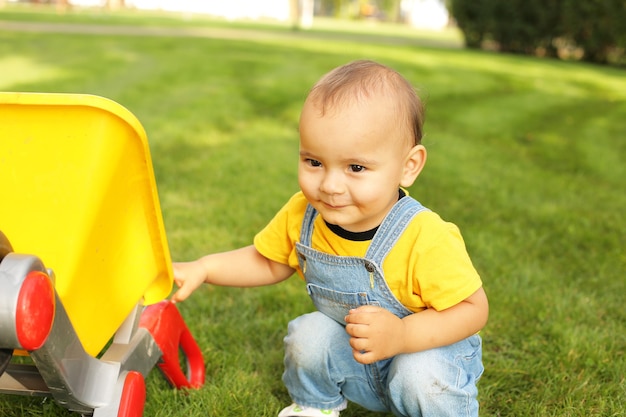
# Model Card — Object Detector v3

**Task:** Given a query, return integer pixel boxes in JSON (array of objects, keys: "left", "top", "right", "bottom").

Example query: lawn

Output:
[{"left": 0, "top": 5, "right": 624, "bottom": 417}]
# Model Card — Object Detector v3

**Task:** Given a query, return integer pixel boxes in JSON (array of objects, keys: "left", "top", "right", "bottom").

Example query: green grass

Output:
[{"left": 1, "top": 5, "right": 625, "bottom": 417}]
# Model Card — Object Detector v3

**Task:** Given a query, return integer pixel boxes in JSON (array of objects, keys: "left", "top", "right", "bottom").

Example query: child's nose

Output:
[{"left": 319, "top": 171, "right": 344, "bottom": 194}]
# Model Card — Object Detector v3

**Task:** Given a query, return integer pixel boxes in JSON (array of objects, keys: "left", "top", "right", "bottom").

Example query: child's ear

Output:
[{"left": 400, "top": 145, "right": 427, "bottom": 188}]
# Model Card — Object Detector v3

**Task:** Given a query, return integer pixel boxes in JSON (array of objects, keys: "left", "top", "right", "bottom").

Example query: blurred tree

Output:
[
  {"left": 561, "top": 0, "right": 626, "bottom": 64},
  {"left": 449, "top": 0, "right": 492, "bottom": 48},
  {"left": 449, "top": 0, "right": 625, "bottom": 65},
  {"left": 490, "top": 0, "right": 561, "bottom": 56}
]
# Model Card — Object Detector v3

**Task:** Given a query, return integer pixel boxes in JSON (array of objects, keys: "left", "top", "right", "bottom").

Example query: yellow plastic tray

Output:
[{"left": 0, "top": 92, "right": 173, "bottom": 356}]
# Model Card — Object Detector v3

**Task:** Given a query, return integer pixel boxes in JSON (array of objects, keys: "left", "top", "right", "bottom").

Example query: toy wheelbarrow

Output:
[{"left": 0, "top": 93, "right": 205, "bottom": 416}]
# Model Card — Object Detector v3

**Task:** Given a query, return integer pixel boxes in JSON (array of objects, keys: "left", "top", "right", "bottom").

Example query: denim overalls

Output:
[{"left": 282, "top": 197, "right": 483, "bottom": 417}]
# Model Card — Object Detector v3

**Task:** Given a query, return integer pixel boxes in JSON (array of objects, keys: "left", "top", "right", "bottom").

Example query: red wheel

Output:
[
  {"left": 15, "top": 270, "right": 55, "bottom": 351},
  {"left": 117, "top": 371, "right": 146, "bottom": 417}
]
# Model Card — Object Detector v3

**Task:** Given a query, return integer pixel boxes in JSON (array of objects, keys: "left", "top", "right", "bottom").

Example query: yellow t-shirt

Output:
[{"left": 254, "top": 192, "right": 482, "bottom": 313}]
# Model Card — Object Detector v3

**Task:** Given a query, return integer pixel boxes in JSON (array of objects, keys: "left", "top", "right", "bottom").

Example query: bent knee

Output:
[
  {"left": 283, "top": 312, "right": 347, "bottom": 366},
  {"left": 387, "top": 339, "right": 483, "bottom": 415}
]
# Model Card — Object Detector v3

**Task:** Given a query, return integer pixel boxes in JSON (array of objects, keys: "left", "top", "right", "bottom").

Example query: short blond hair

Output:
[{"left": 306, "top": 60, "right": 425, "bottom": 145}]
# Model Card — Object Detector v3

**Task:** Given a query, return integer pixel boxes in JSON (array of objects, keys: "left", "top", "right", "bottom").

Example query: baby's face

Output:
[{"left": 298, "top": 95, "right": 416, "bottom": 232}]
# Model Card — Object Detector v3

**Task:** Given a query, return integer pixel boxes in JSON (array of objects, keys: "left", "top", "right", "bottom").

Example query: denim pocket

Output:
[
  {"left": 457, "top": 334, "right": 484, "bottom": 383},
  {"left": 307, "top": 283, "right": 381, "bottom": 324}
]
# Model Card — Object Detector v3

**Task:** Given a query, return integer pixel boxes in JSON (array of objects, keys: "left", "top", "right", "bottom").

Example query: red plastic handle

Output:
[{"left": 139, "top": 300, "right": 205, "bottom": 389}]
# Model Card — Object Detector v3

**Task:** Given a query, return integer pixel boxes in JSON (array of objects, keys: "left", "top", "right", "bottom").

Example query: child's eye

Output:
[
  {"left": 306, "top": 158, "right": 322, "bottom": 167},
  {"left": 349, "top": 165, "right": 365, "bottom": 173}
]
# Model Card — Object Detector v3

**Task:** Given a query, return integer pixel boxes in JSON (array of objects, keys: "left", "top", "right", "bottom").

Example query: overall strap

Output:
[
  {"left": 365, "top": 197, "right": 429, "bottom": 264},
  {"left": 299, "top": 203, "right": 318, "bottom": 247},
  {"left": 299, "top": 197, "right": 429, "bottom": 261}
]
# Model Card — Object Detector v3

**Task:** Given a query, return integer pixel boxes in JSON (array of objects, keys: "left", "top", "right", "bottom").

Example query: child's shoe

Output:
[{"left": 277, "top": 403, "right": 340, "bottom": 417}]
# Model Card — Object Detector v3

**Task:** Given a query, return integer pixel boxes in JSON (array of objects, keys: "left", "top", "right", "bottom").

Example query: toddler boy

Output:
[{"left": 172, "top": 60, "right": 489, "bottom": 417}]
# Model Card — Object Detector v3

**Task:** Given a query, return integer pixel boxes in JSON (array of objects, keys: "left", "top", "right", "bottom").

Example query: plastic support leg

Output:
[
  {"left": 92, "top": 370, "right": 146, "bottom": 417},
  {"left": 139, "top": 300, "right": 205, "bottom": 389},
  {"left": 117, "top": 371, "right": 146, "bottom": 417}
]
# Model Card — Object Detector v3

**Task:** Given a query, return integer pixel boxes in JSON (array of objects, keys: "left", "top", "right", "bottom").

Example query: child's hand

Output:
[
  {"left": 344, "top": 306, "right": 407, "bottom": 364},
  {"left": 171, "top": 261, "right": 208, "bottom": 303}
]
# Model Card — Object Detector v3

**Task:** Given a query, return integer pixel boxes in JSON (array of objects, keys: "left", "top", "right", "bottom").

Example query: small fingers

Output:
[
  {"left": 345, "top": 322, "right": 367, "bottom": 338},
  {"left": 345, "top": 305, "right": 382, "bottom": 324},
  {"left": 352, "top": 348, "right": 376, "bottom": 365},
  {"left": 171, "top": 285, "right": 191, "bottom": 303},
  {"left": 349, "top": 336, "right": 366, "bottom": 352}
]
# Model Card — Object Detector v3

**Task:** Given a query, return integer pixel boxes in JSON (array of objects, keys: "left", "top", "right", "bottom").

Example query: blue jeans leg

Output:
[
  {"left": 386, "top": 335, "right": 484, "bottom": 417},
  {"left": 283, "top": 312, "right": 483, "bottom": 417},
  {"left": 282, "top": 312, "right": 368, "bottom": 411}
]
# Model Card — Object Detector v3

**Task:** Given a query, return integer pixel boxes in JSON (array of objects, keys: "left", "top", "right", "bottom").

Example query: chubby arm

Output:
[
  {"left": 171, "top": 245, "right": 295, "bottom": 303},
  {"left": 344, "top": 287, "right": 488, "bottom": 364}
]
